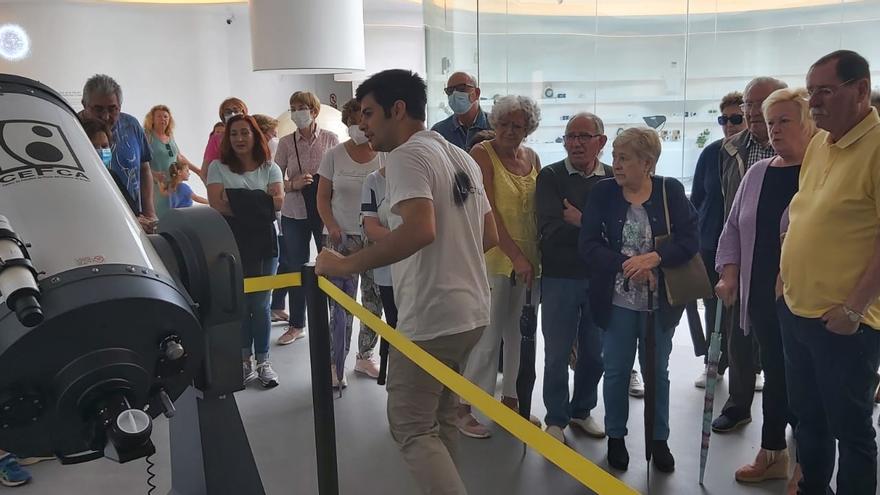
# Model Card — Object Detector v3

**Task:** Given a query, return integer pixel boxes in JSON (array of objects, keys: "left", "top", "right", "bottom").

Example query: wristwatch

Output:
[{"left": 842, "top": 305, "right": 864, "bottom": 323}]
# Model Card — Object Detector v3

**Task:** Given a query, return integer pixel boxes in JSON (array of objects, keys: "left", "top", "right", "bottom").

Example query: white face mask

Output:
[
  {"left": 448, "top": 91, "right": 474, "bottom": 115},
  {"left": 348, "top": 125, "right": 369, "bottom": 145},
  {"left": 291, "top": 109, "right": 313, "bottom": 129}
]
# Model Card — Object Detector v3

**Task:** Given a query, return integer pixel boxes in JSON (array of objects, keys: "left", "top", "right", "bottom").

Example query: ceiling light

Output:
[{"left": 0, "top": 24, "right": 30, "bottom": 62}]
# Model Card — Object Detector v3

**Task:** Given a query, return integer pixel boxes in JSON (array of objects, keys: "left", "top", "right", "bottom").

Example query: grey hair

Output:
[
  {"left": 744, "top": 76, "right": 788, "bottom": 96},
  {"left": 567, "top": 112, "right": 605, "bottom": 135},
  {"left": 82, "top": 74, "right": 123, "bottom": 106},
  {"left": 489, "top": 95, "right": 541, "bottom": 136}
]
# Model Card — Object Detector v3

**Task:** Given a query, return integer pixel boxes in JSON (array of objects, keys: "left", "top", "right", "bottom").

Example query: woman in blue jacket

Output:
[{"left": 579, "top": 127, "right": 699, "bottom": 473}]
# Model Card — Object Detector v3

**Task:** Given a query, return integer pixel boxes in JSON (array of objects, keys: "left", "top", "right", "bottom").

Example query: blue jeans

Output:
[
  {"left": 242, "top": 257, "right": 276, "bottom": 362},
  {"left": 603, "top": 305, "right": 673, "bottom": 440},
  {"left": 279, "top": 215, "right": 323, "bottom": 328},
  {"left": 778, "top": 299, "right": 880, "bottom": 495},
  {"left": 541, "top": 277, "right": 603, "bottom": 427}
]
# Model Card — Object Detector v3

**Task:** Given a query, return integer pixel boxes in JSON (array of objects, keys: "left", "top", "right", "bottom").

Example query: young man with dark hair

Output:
[
  {"left": 780, "top": 49, "right": 880, "bottom": 494},
  {"left": 316, "top": 69, "right": 498, "bottom": 495}
]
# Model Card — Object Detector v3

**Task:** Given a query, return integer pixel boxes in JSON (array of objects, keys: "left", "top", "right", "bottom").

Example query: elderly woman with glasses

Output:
[
  {"left": 456, "top": 95, "right": 542, "bottom": 439},
  {"left": 715, "top": 88, "right": 815, "bottom": 490},
  {"left": 580, "top": 127, "right": 698, "bottom": 473}
]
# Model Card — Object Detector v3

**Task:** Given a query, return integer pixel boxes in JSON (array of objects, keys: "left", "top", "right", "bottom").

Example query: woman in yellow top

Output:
[{"left": 457, "top": 95, "right": 542, "bottom": 439}]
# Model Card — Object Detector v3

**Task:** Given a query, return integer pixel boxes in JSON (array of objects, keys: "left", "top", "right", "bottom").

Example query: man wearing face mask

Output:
[
  {"left": 431, "top": 72, "right": 492, "bottom": 150},
  {"left": 80, "top": 118, "right": 142, "bottom": 218},
  {"left": 275, "top": 91, "right": 340, "bottom": 345}
]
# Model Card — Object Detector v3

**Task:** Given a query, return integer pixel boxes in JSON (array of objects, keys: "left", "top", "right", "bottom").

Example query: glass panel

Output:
[
  {"left": 422, "top": 0, "right": 880, "bottom": 188},
  {"left": 424, "top": 0, "right": 480, "bottom": 127},
  {"left": 595, "top": 0, "right": 689, "bottom": 180}
]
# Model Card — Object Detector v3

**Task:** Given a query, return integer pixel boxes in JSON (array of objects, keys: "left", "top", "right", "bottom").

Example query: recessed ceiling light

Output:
[{"left": 0, "top": 24, "right": 30, "bottom": 62}]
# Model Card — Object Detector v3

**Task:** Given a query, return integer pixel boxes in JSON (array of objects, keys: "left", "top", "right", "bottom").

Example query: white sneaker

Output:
[
  {"left": 629, "top": 370, "right": 645, "bottom": 398},
  {"left": 696, "top": 368, "right": 724, "bottom": 389},
  {"left": 570, "top": 416, "right": 606, "bottom": 439},
  {"left": 256, "top": 360, "right": 279, "bottom": 388},
  {"left": 695, "top": 369, "right": 708, "bottom": 388},
  {"left": 755, "top": 372, "right": 764, "bottom": 392},
  {"left": 545, "top": 425, "right": 565, "bottom": 444}
]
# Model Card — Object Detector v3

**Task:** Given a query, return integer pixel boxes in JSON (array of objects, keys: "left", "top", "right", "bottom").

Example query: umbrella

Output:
[
  {"left": 699, "top": 300, "right": 725, "bottom": 485},
  {"left": 515, "top": 286, "right": 538, "bottom": 421},
  {"left": 377, "top": 339, "right": 390, "bottom": 386},
  {"left": 686, "top": 302, "right": 708, "bottom": 357},
  {"left": 644, "top": 287, "right": 656, "bottom": 468}
]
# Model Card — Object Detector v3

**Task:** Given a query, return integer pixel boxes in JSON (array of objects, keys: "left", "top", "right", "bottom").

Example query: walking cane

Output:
[{"left": 644, "top": 286, "right": 656, "bottom": 488}]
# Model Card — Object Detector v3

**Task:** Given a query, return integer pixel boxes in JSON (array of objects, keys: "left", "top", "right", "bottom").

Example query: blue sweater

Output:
[
  {"left": 689, "top": 139, "right": 724, "bottom": 253},
  {"left": 579, "top": 176, "right": 700, "bottom": 330}
]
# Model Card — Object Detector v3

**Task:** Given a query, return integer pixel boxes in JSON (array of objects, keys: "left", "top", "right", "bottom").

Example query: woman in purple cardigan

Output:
[{"left": 715, "top": 87, "right": 815, "bottom": 489}]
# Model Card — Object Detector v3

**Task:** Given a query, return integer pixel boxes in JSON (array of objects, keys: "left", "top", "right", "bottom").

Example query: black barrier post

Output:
[{"left": 303, "top": 263, "right": 339, "bottom": 495}]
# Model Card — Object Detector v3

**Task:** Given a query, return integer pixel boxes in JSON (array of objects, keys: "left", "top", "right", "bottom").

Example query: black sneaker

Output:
[
  {"left": 607, "top": 437, "right": 629, "bottom": 471},
  {"left": 651, "top": 440, "right": 675, "bottom": 473},
  {"left": 711, "top": 414, "right": 752, "bottom": 433}
]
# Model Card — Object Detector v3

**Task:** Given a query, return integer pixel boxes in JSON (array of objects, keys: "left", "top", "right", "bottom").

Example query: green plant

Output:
[{"left": 696, "top": 128, "right": 711, "bottom": 148}]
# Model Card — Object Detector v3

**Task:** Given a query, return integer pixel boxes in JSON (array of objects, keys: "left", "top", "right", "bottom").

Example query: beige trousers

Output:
[{"left": 386, "top": 327, "right": 485, "bottom": 495}]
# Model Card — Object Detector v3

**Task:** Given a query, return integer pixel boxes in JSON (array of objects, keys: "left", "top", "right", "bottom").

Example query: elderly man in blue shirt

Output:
[
  {"left": 80, "top": 74, "right": 155, "bottom": 228},
  {"left": 430, "top": 72, "right": 492, "bottom": 150}
]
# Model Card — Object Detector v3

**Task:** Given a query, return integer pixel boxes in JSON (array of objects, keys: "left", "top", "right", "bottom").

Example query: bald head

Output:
[{"left": 447, "top": 72, "right": 476, "bottom": 88}]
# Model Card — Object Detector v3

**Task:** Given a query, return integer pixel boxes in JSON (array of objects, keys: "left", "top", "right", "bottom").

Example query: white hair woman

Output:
[
  {"left": 715, "top": 88, "right": 816, "bottom": 490},
  {"left": 580, "top": 127, "right": 699, "bottom": 473},
  {"left": 457, "top": 95, "right": 542, "bottom": 438}
]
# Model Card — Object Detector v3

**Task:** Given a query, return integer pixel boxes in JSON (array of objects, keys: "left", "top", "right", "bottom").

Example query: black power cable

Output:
[{"left": 145, "top": 454, "right": 157, "bottom": 495}]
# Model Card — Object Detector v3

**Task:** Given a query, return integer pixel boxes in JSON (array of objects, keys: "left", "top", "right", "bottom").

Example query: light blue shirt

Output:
[{"left": 206, "top": 160, "right": 283, "bottom": 191}]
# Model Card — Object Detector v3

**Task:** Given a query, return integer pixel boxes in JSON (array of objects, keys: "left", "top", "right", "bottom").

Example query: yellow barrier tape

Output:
[
  {"left": 243, "top": 272, "right": 302, "bottom": 293},
  {"left": 316, "top": 276, "right": 638, "bottom": 495}
]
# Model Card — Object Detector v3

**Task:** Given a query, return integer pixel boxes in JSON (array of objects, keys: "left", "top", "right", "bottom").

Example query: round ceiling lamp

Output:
[
  {"left": 0, "top": 24, "right": 30, "bottom": 62},
  {"left": 249, "top": 0, "right": 365, "bottom": 74}
]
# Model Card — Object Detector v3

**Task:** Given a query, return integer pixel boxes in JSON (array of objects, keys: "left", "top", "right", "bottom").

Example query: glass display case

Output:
[{"left": 424, "top": 0, "right": 880, "bottom": 188}]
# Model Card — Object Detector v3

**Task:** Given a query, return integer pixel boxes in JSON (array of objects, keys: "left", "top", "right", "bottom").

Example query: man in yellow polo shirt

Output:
[{"left": 779, "top": 49, "right": 880, "bottom": 495}]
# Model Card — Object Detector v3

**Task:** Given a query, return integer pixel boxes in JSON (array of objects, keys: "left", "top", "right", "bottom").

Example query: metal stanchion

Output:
[{"left": 303, "top": 263, "right": 339, "bottom": 495}]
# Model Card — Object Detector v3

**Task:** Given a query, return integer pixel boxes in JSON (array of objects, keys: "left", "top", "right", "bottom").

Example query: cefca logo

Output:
[{"left": 0, "top": 120, "right": 89, "bottom": 186}]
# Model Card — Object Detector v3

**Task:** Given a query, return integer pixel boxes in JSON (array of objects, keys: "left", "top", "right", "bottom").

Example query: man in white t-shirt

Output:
[{"left": 316, "top": 69, "right": 498, "bottom": 495}]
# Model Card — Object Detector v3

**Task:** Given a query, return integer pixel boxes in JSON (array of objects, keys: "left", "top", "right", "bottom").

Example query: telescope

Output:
[{"left": 0, "top": 74, "right": 264, "bottom": 494}]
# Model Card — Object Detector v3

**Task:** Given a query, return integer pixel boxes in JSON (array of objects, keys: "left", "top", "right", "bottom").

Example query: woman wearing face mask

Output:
[
  {"left": 315, "top": 99, "right": 385, "bottom": 386},
  {"left": 457, "top": 95, "right": 543, "bottom": 438},
  {"left": 201, "top": 97, "right": 248, "bottom": 182},
  {"left": 207, "top": 114, "right": 284, "bottom": 389},
  {"left": 714, "top": 88, "right": 814, "bottom": 490},
  {"left": 144, "top": 105, "right": 192, "bottom": 220},
  {"left": 275, "top": 91, "right": 340, "bottom": 345}
]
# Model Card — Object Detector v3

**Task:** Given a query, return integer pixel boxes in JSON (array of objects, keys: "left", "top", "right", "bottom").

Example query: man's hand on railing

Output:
[{"left": 315, "top": 248, "right": 348, "bottom": 277}]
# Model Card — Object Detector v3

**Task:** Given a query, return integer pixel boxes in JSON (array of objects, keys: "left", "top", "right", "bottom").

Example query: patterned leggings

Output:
[{"left": 324, "top": 234, "right": 383, "bottom": 362}]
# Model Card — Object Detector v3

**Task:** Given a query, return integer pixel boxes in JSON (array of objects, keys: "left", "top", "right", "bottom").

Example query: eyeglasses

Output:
[
  {"left": 444, "top": 84, "right": 475, "bottom": 96},
  {"left": 717, "top": 114, "right": 744, "bottom": 126},
  {"left": 806, "top": 78, "right": 856, "bottom": 100},
  {"left": 165, "top": 143, "right": 173, "bottom": 158},
  {"left": 563, "top": 132, "right": 601, "bottom": 143}
]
